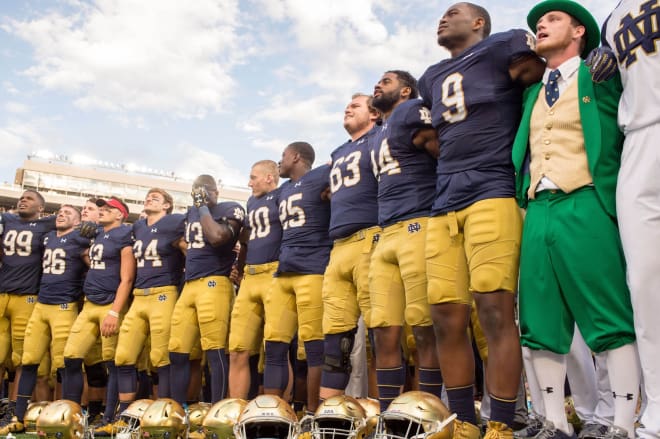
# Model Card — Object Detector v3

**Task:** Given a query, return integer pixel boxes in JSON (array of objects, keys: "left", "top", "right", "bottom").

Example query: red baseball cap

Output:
[{"left": 96, "top": 197, "right": 129, "bottom": 219}]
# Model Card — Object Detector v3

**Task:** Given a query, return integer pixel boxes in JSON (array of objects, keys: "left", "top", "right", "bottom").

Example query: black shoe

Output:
[
  {"left": 602, "top": 426, "right": 628, "bottom": 439},
  {"left": 578, "top": 423, "right": 608, "bottom": 439},
  {"left": 534, "top": 421, "right": 577, "bottom": 439},
  {"left": 514, "top": 416, "right": 545, "bottom": 439}
]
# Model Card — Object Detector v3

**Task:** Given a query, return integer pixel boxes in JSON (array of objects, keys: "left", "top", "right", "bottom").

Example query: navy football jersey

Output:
[
  {"left": 184, "top": 202, "right": 245, "bottom": 280},
  {"left": 245, "top": 187, "right": 283, "bottom": 265},
  {"left": 133, "top": 214, "right": 185, "bottom": 289},
  {"left": 418, "top": 29, "right": 536, "bottom": 214},
  {"left": 371, "top": 99, "right": 437, "bottom": 226},
  {"left": 84, "top": 224, "right": 134, "bottom": 305},
  {"left": 278, "top": 165, "right": 332, "bottom": 274},
  {"left": 0, "top": 213, "right": 56, "bottom": 294},
  {"left": 329, "top": 130, "right": 379, "bottom": 240},
  {"left": 39, "top": 229, "right": 90, "bottom": 304}
]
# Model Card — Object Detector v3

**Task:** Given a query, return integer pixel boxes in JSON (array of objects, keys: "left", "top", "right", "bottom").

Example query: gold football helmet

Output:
[
  {"left": 36, "top": 400, "right": 86, "bottom": 439},
  {"left": 188, "top": 402, "right": 211, "bottom": 433},
  {"left": 312, "top": 395, "right": 370, "bottom": 439},
  {"left": 356, "top": 398, "right": 380, "bottom": 437},
  {"left": 140, "top": 398, "right": 187, "bottom": 439},
  {"left": 24, "top": 401, "right": 49, "bottom": 434},
  {"left": 233, "top": 395, "right": 298, "bottom": 439},
  {"left": 202, "top": 399, "right": 247, "bottom": 439},
  {"left": 115, "top": 399, "right": 153, "bottom": 439},
  {"left": 375, "top": 391, "right": 455, "bottom": 439}
]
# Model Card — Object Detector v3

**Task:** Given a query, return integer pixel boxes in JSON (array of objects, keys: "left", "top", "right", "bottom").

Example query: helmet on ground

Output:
[
  {"left": 202, "top": 399, "right": 247, "bottom": 439},
  {"left": 356, "top": 398, "right": 380, "bottom": 437},
  {"left": 312, "top": 395, "right": 370, "bottom": 439},
  {"left": 140, "top": 398, "right": 186, "bottom": 439},
  {"left": 36, "top": 400, "right": 86, "bottom": 439},
  {"left": 233, "top": 395, "right": 298, "bottom": 439},
  {"left": 375, "top": 391, "right": 454, "bottom": 439},
  {"left": 188, "top": 402, "right": 211, "bottom": 433},
  {"left": 116, "top": 399, "right": 154, "bottom": 439},
  {"left": 24, "top": 401, "right": 49, "bottom": 434}
]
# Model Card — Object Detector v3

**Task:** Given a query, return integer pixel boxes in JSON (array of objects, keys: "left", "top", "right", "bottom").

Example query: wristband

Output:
[
  {"left": 199, "top": 205, "right": 211, "bottom": 217},
  {"left": 108, "top": 310, "right": 119, "bottom": 318}
]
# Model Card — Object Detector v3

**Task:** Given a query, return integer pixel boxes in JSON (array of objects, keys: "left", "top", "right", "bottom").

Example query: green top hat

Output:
[{"left": 527, "top": 0, "right": 600, "bottom": 57}]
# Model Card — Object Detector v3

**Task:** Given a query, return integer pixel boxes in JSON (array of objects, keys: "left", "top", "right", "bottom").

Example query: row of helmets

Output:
[{"left": 24, "top": 390, "right": 455, "bottom": 439}]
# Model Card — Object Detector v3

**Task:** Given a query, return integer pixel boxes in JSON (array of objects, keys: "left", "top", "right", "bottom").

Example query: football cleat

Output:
[
  {"left": 0, "top": 416, "right": 25, "bottom": 435},
  {"left": 375, "top": 391, "right": 455, "bottom": 439},
  {"left": 140, "top": 398, "right": 187, "bottom": 439},
  {"left": 93, "top": 418, "right": 128, "bottom": 437},
  {"left": 233, "top": 395, "right": 298, "bottom": 439},
  {"left": 202, "top": 398, "right": 246, "bottom": 439},
  {"left": 36, "top": 400, "right": 86, "bottom": 439}
]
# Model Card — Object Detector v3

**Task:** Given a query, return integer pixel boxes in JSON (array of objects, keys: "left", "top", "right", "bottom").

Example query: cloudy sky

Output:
[{"left": 0, "top": 0, "right": 616, "bottom": 189}]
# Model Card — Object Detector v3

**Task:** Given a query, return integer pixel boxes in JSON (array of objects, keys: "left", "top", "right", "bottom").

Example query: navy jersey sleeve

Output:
[{"left": 493, "top": 29, "right": 538, "bottom": 68}]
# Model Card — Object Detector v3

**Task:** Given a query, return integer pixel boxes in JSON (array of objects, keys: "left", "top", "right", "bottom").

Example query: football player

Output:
[
  {"left": 114, "top": 189, "right": 185, "bottom": 416},
  {"left": 0, "top": 190, "right": 55, "bottom": 424},
  {"left": 62, "top": 197, "right": 135, "bottom": 431},
  {"left": 367, "top": 70, "right": 442, "bottom": 412},
  {"left": 0, "top": 205, "right": 90, "bottom": 434},
  {"left": 79, "top": 197, "right": 108, "bottom": 422},
  {"left": 417, "top": 3, "right": 544, "bottom": 438},
  {"left": 228, "top": 160, "right": 282, "bottom": 399},
  {"left": 319, "top": 93, "right": 380, "bottom": 401},
  {"left": 168, "top": 175, "right": 245, "bottom": 404},
  {"left": 262, "top": 142, "right": 331, "bottom": 414}
]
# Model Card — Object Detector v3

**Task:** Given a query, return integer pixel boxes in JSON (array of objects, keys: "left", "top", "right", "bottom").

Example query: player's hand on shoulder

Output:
[
  {"left": 585, "top": 46, "right": 618, "bottom": 83},
  {"left": 79, "top": 221, "right": 99, "bottom": 239}
]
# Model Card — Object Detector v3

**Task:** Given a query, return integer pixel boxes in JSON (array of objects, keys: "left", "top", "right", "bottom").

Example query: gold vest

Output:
[{"left": 528, "top": 78, "right": 592, "bottom": 199}]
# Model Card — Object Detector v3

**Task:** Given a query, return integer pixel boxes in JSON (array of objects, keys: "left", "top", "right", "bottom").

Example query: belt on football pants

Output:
[
  {"left": 245, "top": 260, "right": 279, "bottom": 276},
  {"left": 132, "top": 285, "right": 178, "bottom": 296},
  {"left": 333, "top": 225, "right": 381, "bottom": 245}
]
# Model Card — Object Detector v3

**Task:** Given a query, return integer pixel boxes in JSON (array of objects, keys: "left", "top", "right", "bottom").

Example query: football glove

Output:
[
  {"left": 585, "top": 46, "right": 618, "bottom": 83},
  {"left": 78, "top": 221, "right": 99, "bottom": 238},
  {"left": 191, "top": 186, "right": 209, "bottom": 208}
]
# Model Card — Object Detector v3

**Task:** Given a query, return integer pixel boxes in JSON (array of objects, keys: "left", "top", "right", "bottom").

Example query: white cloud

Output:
[
  {"left": 4, "top": 0, "right": 242, "bottom": 119},
  {"left": 174, "top": 142, "right": 247, "bottom": 187},
  {"left": 5, "top": 102, "right": 29, "bottom": 114},
  {"left": 237, "top": 120, "right": 262, "bottom": 133},
  {"left": 3, "top": 81, "right": 20, "bottom": 95},
  {"left": 0, "top": 119, "right": 50, "bottom": 159}
]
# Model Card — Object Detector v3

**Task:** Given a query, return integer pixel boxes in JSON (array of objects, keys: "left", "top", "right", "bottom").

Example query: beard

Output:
[{"left": 371, "top": 90, "right": 400, "bottom": 114}]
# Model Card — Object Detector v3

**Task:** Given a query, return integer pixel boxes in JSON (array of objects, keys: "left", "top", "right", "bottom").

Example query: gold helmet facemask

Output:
[
  {"left": 312, "top": 395, "right": 369, "bottom": 439},
  {"left": 233, "top": 395, "right": 298, "bottom": 439},
  {"left": 116, "top": 399, "right": 154, "bottom": 439}
]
